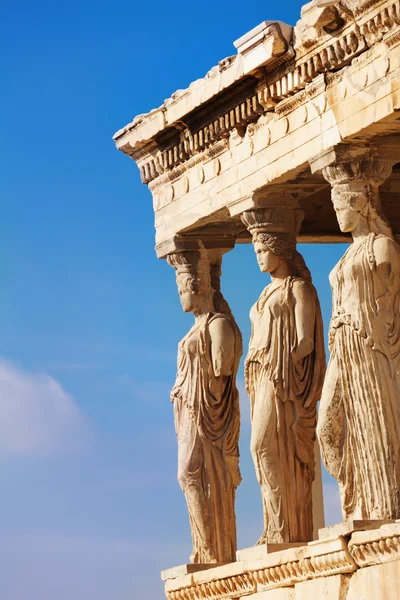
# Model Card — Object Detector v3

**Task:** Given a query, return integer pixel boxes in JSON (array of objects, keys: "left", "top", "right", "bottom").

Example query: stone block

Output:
[
  {"left": 307, "top": 535, "right": 349, "bottom": 557},
  {"left": 346, "top": 560, "right": 400, "bottom": 600},
  {"left": 319, "top": 520, "right": 394, "bottom": 540},
  {"left": 295, "top": 574, "right": 350, "bottom": 600},
  {"left": 236, "top": 543, "right": 305, "bottom": 562},
  {"left": 161, "top": 563, "right": 222, "bottom": 581},
  {"left": 191, "top": 560, "right": 245, "bottom": 584},
  {"left": 251, "top": 589, "right": 295, "bottom": 599}
]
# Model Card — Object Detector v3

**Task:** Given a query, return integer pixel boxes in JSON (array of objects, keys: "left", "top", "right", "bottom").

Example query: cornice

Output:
[{"left": 117, "top": 0, "right": 400, "bottom": 190}]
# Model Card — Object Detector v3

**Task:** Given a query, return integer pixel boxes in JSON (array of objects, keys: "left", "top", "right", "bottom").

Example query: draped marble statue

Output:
[
  {"left": 168, "top": 246, "right": 242, "bottom": 564},
  {"left": 318, "top": 160, "right": 400, "bottom": 521},
  {"left": 241, "top": 208, "right": 326, "bottom": 544}
]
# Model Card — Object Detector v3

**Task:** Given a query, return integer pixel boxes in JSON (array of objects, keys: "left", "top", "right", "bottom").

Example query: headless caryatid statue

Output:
[
  {"left": 168, "top": 246, "right": 242, "bottom": 564},
  {"left": 242, "top": 207, "right": 326, "bottom": 544},
  {"left": 318, "top": 160, "right": 400, "bottom": 521}
]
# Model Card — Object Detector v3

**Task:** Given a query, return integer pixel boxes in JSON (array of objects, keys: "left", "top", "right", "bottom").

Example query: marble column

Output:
[
  {"left": 241, "top": 206, "right": 326, "bottom": 544},
  {"left": 167, "top": 241, "right": 243, "bottom": 564},
  {"left": 317, "top": 158, "right": 400, "bottom": 521}
]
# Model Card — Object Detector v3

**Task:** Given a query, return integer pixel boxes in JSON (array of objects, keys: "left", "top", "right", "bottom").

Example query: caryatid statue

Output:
[
  {"left": 241, "top": 207, "right": 326, "bottom": 544},
  {"left": 318, "top": 159, "right": 400, "bottom": 521},
  {"left": 168, "top": 244, "right": 243, "bottom": 564}
]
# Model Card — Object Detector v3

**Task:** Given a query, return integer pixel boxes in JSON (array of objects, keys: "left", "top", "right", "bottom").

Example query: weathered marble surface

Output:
[
  {"left": 168, "top": 246, "right": 242, "bottom": 564},
  {"left": 115, "top": 0, "right": 400, "bottom": 252},
  {"left": 318, "top": 159, "right": 400, "bottom": 522},
  {"left": 242, "top": 207, "right": 326, "bottom": 544},
  {"left": 163, "top": 523, "right": 400, "bottom": 600}
]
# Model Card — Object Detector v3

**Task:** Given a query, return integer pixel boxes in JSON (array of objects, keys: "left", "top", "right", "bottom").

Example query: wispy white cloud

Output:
[{"left": 0, "top": 359, "right": 92, "bottom": 455}]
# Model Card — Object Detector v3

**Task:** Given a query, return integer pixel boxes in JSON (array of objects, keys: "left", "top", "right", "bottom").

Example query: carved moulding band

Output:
[
  {"left": 167, "top": 573, "right": 255, "bottom": 600},
  {"left": 252, "top": 549, "right": 356, "bottom": 593},
  {"left": 348, "top": 525, "right": 400, "bottom": 568},
  {"left": 165, "top": 546, "right": 357, "bottom": 600}
]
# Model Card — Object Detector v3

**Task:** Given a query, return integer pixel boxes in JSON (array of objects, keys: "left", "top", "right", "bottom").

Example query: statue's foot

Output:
[
  {"left": 190, "top": 550, "right": 217, "bottom": 564},
  {"left": 256, "top": 531, "right": 267, "bottom": 545}
]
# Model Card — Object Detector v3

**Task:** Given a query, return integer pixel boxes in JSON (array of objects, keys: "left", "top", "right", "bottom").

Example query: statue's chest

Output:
[
  {"left": 330, "top": 247, "right": 364, "bottom": 306},
  {"left": 179, "top": 327, "right": 202, "bottom": 361}
]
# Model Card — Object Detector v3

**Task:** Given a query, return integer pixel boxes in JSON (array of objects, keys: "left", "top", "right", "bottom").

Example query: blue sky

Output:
[{"left": 2, "top": 1, "right": 344, "bottom": 598}]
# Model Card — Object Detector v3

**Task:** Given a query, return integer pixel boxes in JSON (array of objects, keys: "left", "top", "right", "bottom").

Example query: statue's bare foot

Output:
[
  {"left": 190, "top": 550, "right": 218, "bottom": 564},
  {"left": 256, "top": 531, "right": 267, "bottom": 546}
]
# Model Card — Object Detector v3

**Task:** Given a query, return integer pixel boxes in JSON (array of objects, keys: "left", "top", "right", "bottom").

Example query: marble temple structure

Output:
[{"left": 114, "top": 0, "right": 400, "bottom": 598}]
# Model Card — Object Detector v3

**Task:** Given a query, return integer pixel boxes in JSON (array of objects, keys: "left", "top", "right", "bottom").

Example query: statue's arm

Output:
[
  {"left": 209, "top": 317, "right": 236, "bottom": 377},
  {"left": 292, "top": 282, "right": 316, "bottom": 362},
  {"left": 373, "top": 236, "right": 400, "bottom": 312}
]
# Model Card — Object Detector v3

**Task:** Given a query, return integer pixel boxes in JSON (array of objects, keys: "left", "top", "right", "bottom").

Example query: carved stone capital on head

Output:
[
  {"left": 167, "top": 238, "right": 236, "bottom": 315},
  {"left": 167, "top": 243, "right": 212, "bottom": 298},
  {"left": 322, "top": 159, "right": 393, "bottom": 189},
  {"left": 157, "top": 234, "right": 235, "bottom": 259},
  {"left": 167, "top": 248, "right": 201, "bottom": 276},
  {"left": 321, "top": 159, "right": 393, "bottom": 229},
  {"left": 167, "top": 237, "right": 242, "bottom": 564},
  {"left": 241, "top": 206, "right": 305, "bottom": 236}
]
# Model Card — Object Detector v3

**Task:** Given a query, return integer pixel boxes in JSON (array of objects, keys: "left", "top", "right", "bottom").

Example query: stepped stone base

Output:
[{"left": 162, "top": 522, "right": 400, "bottom": 599}]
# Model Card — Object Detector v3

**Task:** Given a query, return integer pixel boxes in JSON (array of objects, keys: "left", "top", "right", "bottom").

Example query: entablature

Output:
[{"left": 114, "top": 0, "right": 400, "bottom": 256}]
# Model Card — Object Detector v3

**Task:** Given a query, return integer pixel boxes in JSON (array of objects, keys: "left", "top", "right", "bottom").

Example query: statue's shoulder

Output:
[
  {"left": 291, "top": 276, "right": 313, "bottom": 290},
  {"left": 208, "top": 312, "right": 237, "bottom": 343},
  {"left": 208, "top": 312, "right": 236, "bottom": 329},
  {"left": 366, "top": 234, "right": 400, "bottom": 273},
  {"left": 373, "top": 234, "right": 400, "bottom": 264},
  {"left": 291, "top": 277, "right": 317, "bottom": 300}
]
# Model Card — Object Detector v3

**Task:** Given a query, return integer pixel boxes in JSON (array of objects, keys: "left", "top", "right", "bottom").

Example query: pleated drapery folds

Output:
[
  {"left": 318, "top": 233, "right": 400, "bottom": 520},
  {"left": 171, "top": 313, "right": 242, "bottom": 563},
  {"left": 245, "top": 277, "right": 325, "bottom": 543}
]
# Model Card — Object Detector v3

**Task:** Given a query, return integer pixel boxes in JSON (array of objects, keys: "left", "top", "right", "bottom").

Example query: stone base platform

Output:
[{"left": 162, "top": 522, "right": 400, "bottom": 599}]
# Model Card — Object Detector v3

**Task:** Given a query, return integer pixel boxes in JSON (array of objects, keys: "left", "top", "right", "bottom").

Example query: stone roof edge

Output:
[
  {"left": 113, "top": 20, "right": 293, "bottom": 149},
  {"left": 113, "top": 0, "right": 395, "bottom": 159}
]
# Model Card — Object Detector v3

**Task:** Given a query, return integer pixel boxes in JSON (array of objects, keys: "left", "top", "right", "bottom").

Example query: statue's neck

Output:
[
  {"left": 352, "top": 216, "right": 373, "bottom": 244},
  {"left": 270, "top": 260, "right": 294, "bottom": 283},
  {"left": 194, "top": 299, "right": 214, "bottom": 321}
]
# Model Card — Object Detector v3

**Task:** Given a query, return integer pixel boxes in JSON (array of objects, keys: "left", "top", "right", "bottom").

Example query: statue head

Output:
[
  {"left": 332, "top": 188, "right": 365, "bottom": 233},
  {"left": 324, "top": 161, "right": 394, "bottom": 238},
  {"left": 331, "top": 185, "right": 393, "bottom": 237},
  {"left": 167, "top": 247, "right": 213, "bottom": 314},
  {"left": 251, "top": 231, "right": 312, "bottom": 282},
  {"left": 252, "top": 232, "right": 296, "bottom": 274}
]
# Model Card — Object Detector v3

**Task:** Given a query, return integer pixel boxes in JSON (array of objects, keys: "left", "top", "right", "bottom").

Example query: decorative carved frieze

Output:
[
  {"left": 139, "top": 92, "right": 265, "bottom": 184},
  {"left": 253, "top": 549, "right": 356, "bottom": 592},
  {"left": 348, "top": 524, "right": 400, "bottom": 568},
  {"left": 166, "top": 573, "right": 256, "bottom": 600},
  {"left": 164, "top": 537, "right": 358, "bottom": 600}
]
